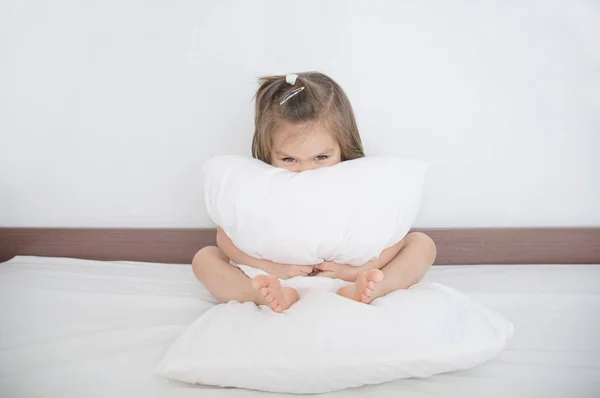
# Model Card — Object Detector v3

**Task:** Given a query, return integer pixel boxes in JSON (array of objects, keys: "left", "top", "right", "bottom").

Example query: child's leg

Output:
[
  {"left": 338, "top": 232, "right": 437, "bottom": 303},
  {"left": 192, "top": 246, "right": 299, "bottom": 312}
]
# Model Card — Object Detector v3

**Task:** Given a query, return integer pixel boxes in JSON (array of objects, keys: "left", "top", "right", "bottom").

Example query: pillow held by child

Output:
[{"left": 202, "top": 155, "right": 428, "bottom": 266}]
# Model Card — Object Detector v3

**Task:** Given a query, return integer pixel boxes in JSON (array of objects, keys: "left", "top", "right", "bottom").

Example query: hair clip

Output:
[
  {"left": 280, "top": 86, "right": 305, "bottom": 105},
  {"left": 286, "top": 74, "right": 298, "bottom": 85}
]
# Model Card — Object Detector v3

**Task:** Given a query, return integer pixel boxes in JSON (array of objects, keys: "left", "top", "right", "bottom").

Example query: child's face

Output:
[{"left": 270, "top": 122, "right": 342, "bottom": 172}]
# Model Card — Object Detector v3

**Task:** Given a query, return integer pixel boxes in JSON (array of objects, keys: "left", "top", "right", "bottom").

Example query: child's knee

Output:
[
  {"left": 406, "top": 232, "right": 437, "bottom": 264},
  {"left": 192, "top": 246, "right": 223, "bottom": 278}
]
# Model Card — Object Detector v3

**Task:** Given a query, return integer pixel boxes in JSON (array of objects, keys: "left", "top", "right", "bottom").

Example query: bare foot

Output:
[
  {"left": 337, "top": 269, "right": 385, "bottom": 304},
  {"left": 251, "top": 275, "right": 299, "bottom": 313}
]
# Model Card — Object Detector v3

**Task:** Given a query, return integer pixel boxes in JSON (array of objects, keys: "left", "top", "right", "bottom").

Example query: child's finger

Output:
[
  {"left": 294, "top": 266, "right": 313, "bottom": 275},
  {"left": 315, "top": 263, "right": 332, "bottom": 271}
]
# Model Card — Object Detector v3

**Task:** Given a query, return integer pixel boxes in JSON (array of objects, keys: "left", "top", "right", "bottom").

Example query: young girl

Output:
[{"left": 193, "top": 72, "right": 437, "bottom": 312}]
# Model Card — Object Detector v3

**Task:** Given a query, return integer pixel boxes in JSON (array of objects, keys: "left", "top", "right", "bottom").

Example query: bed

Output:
[{"left": 1, "top": 228, "right": 599, "bottom": 397}]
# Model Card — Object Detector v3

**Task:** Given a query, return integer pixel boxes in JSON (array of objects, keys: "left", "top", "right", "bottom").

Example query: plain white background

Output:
[{"left": 1, "top": 0, "right": 599, "bottom": 228}]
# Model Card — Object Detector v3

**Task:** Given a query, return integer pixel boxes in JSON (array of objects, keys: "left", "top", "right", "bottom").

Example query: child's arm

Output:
[{"left": 216, "top": 227, "right": 314, "bottom": 279}]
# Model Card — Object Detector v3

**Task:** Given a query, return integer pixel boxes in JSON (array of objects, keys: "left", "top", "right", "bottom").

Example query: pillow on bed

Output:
[
  {"left": 202, "top": 155, "right": 428, "bottom": 266},
  {"left": 155, "top": 274, "right": 514, "bottom": 394}
]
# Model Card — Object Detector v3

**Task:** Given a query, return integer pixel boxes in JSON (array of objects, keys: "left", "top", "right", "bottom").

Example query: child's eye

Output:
[
  {"left": 282, "top": 157, "right": 295, "bottom": 163},
  {"left": 315, "top": 155, "right": 328, "bottom": 161}
]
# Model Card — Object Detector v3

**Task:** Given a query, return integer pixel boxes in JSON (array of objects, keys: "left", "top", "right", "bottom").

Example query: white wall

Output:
[{"left": 1, "top": 0, "right": 599, "bottom": 228}]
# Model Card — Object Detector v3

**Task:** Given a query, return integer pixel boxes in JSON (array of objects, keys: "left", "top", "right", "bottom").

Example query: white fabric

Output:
[
  {"left": 155, "top": 276, "right": 513, "bottom": 393},
  {"left": 2, "top": 256, "right": 600, "bottom": 398},
  {"left": 203, "top": 155, "right": 428, "bottom": 266},
  {"left": 285, "top": 73, "right": 298, "bottom": 85}
]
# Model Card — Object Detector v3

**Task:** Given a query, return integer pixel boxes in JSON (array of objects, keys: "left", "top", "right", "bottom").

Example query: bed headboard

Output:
[{"left": 1, "top": 228, "right": 599, "bottom": 265}]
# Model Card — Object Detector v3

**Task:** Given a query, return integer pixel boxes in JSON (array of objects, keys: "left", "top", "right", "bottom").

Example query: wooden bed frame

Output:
[{"left": 1, "top": 227, "right": 599, "bottom": 265}]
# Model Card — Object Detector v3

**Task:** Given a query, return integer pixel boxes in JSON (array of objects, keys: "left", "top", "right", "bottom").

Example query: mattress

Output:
[{"left": 0, "top": 256, "right": 599, "bottom": 398}]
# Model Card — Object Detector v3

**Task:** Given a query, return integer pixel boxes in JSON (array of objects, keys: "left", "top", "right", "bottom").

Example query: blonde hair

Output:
[{"left": 252, "top": 72, "right": 365, "bottom": 164}]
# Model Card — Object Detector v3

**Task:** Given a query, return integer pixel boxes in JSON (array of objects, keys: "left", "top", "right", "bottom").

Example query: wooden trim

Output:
[
  {"left": 418, "top": 228, "right": 600, "bottom": 265},
  {"left": 1, "top": 228, "right": 599, "bottom": 265},
  {"left": 0, "top": 228, "right": 216, "bottom": 265}
]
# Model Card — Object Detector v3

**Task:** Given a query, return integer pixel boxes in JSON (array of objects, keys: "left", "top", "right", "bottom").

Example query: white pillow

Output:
[
  {"left": 155, "top": 277, "right": 514, "bottom": 394},
  {"left": 202, "top": 155, "right": 428, "bottom": 266}
]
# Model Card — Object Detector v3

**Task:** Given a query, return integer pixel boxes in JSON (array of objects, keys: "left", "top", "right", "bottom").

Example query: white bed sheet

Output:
[{"left": 0, "top": 256, "right": 598, "bottom": 398}]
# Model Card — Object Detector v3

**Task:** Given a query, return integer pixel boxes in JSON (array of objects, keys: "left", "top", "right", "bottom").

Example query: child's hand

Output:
[
  {"left": 314, "top": 261, "right": 359, "bottom": 282},
  {"left": 264, "top": 263, "right": 315, "bottom": 280}
]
